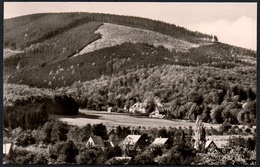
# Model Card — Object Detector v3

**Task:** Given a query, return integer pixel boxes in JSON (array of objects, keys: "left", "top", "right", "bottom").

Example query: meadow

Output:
[{"left": 54, "top": 109, "right": 221, "bottom": 129}]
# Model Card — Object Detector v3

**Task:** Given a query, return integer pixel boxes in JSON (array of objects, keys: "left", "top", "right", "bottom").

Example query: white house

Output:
[
  {"left": 129, "top": 102, "right": 147, "bottom": 114},
  {"left": 3, "top": 143, "right": 12, "bottom": 155}
]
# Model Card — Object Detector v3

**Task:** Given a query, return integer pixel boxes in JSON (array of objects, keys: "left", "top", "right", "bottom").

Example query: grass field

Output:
[
  {"left": 73, "top": 23, "right": 200, "bottom": 57},
  {"left": 54, "top": 109, "right": 221, "bottom": 129}
]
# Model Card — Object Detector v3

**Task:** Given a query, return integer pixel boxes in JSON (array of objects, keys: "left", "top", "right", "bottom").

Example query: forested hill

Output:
[
  {"left": 4, "top": 13, "right": 256, "bottom": 89},
  {"left": 4, "top": 12, "right": 210, "bottom": 49},
  {"left": 4, "top": 13, "right": 256, "bottom": 127}
]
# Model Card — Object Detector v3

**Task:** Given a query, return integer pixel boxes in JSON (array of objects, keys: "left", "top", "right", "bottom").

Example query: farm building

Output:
[
  {"left": 129, "top": 102, "right": 147, "bottom": 114},
  {"left": 86, "top": 136, "right": 105, "bottom": 148}
]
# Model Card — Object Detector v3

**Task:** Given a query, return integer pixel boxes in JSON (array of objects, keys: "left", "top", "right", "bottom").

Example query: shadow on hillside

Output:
[
  {"left": 50, "top": 113, "right": 101, "bottom": 119},
  {"left": 77, "top": 113, "right": 101, "bottom": 119}
]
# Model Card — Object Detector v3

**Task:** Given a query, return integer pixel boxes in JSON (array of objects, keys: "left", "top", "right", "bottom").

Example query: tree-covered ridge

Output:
[
  {"left": 5, "top": 42, "right": 256, "bottom": 88},
  {"left": 4, "top": 13, "right": 255, "bottom": 90},
  {"left": 4, "top": 21, "right": 102, "bottom": 75},
  {"left": 4, "top": 84, "right": 54, "bottom": 106},
  {"left": 4, "top": 13, "right": 94, "bottom": 49},
  {"left": 4, "top": 12, "right": 212, "bottom": 50},
  {"left": 3, "top": 12, "right": 215, "bottom": 79},
  {"left": 56, "top": 63, "right": 255, "bottom": 125}
]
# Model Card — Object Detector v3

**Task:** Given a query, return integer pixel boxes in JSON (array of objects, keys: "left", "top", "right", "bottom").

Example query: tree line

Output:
[{"left": 4, "top": 95, "right": 79, "bottom": 130}]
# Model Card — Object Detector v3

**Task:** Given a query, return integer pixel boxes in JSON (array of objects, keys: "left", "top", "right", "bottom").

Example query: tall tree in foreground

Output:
[{"left": 194, "top": 116, "right": 206, "bottom": 151}]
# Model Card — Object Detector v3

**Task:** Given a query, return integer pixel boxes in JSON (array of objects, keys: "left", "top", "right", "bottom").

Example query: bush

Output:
[
  {"left": 15, "top": 130, "right": 36, "bottom": 147},
  {"left": 76, "top": 146, "right": 105, "bottom": 164}
]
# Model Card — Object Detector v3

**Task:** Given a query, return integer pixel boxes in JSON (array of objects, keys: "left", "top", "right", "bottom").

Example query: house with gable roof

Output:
[
  {"left": 129, "top": 102, "right": 147, "bottom": 114},
  {"left": 151, "top": 137, "right": 172, "bottom": 148},
  {"left": 121, "top": 134, "right": 148, "bottom": 150},
  {"left": 205, "top": 140, "right": 220, "bottom": 153},
  {"left": 86, "top": 136, "right": 105, "bottom": 148}
]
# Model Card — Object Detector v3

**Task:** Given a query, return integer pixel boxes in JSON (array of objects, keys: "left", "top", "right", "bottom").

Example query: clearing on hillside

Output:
[{"left": 73, "top": 23, "right": 209, "bottom": 57}]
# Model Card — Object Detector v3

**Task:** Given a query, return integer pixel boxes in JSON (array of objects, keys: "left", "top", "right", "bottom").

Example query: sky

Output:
[{"left": 4, "top": 2, "right": 257, "bottom": 50}]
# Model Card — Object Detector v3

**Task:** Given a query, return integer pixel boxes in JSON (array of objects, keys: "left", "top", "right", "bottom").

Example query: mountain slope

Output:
[
  {"left": 3, "top": 13, "right": 256, "bottom": 127},
  {"left": 4, "top": 13, "right": 256, "bottom": 89}
]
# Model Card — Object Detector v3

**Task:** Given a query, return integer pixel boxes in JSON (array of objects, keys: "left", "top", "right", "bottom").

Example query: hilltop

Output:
[{"left": 4, "top": 13, "right": 256, "bottom": 88}]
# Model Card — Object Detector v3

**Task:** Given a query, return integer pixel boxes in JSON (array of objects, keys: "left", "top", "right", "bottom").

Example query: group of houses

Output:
[
  {"left": 86, "top": 134, "right": 227, "bottom": 153},
  {"left": 108, "top": 98, "right": 170, "bottom": 118},
  {"left": 86, "top": 134, "right": 171, "bottom": 152}
]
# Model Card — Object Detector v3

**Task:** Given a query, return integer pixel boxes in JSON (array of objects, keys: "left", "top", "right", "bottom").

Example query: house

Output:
[
  {"left": 3, "top": 143, "right": 12, "bottom": 155},
  {"left": 108, "top": 129, "right": 117, "bottom": 140},
  {"left": 86, "top": 136, "right": 105, "bottom": 148},
  {"left": 205, "top": 140, "right": 220, "bottom": 153},
  {"left": 107, "top": 107, "right": 112, "bottom": 113},
  {"left": 104, "top": 141, "right": 114, "bottom": 148},
  {"left": 212, "top": 140, "right": 229, "bottom": 149},
  {"left": 129, "top": 102, "right": 147, "bottom": 114},
  {"left": 206, "top": 135, "right": 230, "bottom": 149},
  {"left": 121, "top": 135, "right": 142, "bottom": 146},
  {"left": 121, "top": 135, "right": 148, "bottom": 150},
  {"left": 113, "top": 156, "right": 132, "bottom": 165},
  {"left": 151, "top": 137, "right": 171, "bottom": 148},
  {"left": 151, "top": 138, "right": 169, "bottom": 146},
  {"left": 149, "top": 107, "right": 165, "bottom": 118}
]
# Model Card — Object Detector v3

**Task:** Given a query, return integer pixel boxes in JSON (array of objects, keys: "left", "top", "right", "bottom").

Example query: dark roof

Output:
[
  {"left": 3, "top": 128, "right": 11, "bottom": 138},
  {"left": 87, "top": 136, "right": 105, "bottom": 147},
  {"left": 205, "top": 140, "right": 218, "bottom": 149},
  {"left": 104, "top": 141, "right": 114, "bottom": 147},
  {"left": 108, "top": 129, "right": 116, "bottom": 135}
]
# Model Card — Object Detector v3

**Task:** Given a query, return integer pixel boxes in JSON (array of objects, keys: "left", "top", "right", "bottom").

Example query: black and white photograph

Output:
[{"left": 3, "top": 2, "right": 257, "bottom": 165}]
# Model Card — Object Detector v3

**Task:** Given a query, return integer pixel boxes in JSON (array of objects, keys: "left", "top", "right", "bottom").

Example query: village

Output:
[
  {"left": 107, "top": 97, "right": 167, "bottom": 119},
  {"left": 3, "top": 113, "right": 255, "bottom": 165},
  {"left": 3, "top": 2, "right": 256, "bottom": 165}
]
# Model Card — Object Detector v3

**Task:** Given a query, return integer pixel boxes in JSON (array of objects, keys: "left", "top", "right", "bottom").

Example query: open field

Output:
[
  {"left": 73, "top": 23, "right": 201, "bottom": 57},
  {"left": 53, "top": 109, "right": 222, "bottom": 129}
]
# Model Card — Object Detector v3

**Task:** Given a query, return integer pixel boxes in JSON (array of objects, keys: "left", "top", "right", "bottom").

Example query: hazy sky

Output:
[{"left": 4, "top": 2, "right": 257, "bottom": 50}]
